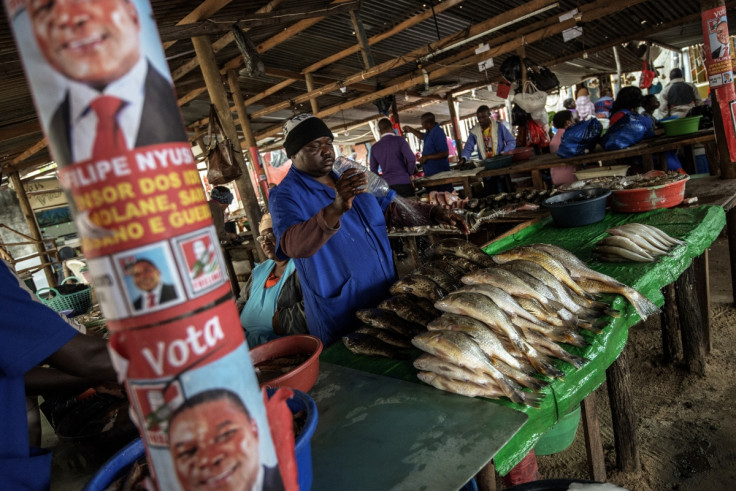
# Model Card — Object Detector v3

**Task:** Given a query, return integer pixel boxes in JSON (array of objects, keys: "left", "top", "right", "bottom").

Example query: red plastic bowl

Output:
[
  {"left": 503, "top": 146, "right": 534, "bottom": 162},
  {"left": 249, "top": 335, "right": 323, "bottom": 393},
  {"left": 611, "top": 175, "right": 689, "bottom": 213}
]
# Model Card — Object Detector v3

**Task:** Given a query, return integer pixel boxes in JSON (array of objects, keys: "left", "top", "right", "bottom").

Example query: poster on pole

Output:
[{"left": 702, "top": 6, "right": 734, "bottom": 88}]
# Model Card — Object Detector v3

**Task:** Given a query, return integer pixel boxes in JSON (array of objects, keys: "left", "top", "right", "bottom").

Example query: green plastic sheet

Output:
[{"left": 320, "top": 205, "right": 725, "bottom": 475}]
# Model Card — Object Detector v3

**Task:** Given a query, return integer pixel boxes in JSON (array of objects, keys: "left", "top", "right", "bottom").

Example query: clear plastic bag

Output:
[{"left": 332, "top": 156, "right": 391, "bottom": 197}]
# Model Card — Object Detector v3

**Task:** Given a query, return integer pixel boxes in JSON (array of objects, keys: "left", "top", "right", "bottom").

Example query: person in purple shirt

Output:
[
  {"left": 404, "top": 112, "right": 453, "bottom": 192},
  {"left": 369, "top": 118, "right": 417, "bottom": 197}
]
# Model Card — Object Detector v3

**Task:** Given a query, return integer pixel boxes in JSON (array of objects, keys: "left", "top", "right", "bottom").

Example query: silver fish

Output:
[
  {"left": 414, "top": 265, "right": 461, "bottom": 292},
  {"left": 434, "top": 292, "right": 565, "bottom": 379},
  {"left": 412, "top": 330, "right": 530, "bottom": 403},
  {"left": 594, "top": 245, "right": 654, "bottom": 262},
  {"left": 431, "top": 238, "right": 495, "bottom": 267},
  {"left": 414, "top": 353, "right": 503, "bottom": 389},
  {"left": 461, "top": 267, "right": 566, "bottom": 313},
  {"left": 343, "top": 332, "right": 407, "bottom": 359},
  {"left": 355, "top": 325, "right": 413, "bottom": 348},
  {"left": 389, "top": 274, "right": 446, "bottom": 302},
  {"left": 378, "top": 295, "right": 436, "bottom": 326},
  {"left": 417, "top": 371, "right": 506, "bottom": 399},
  {"left": 605, "top": 227, "right": 672, "bottom": 256},
  {"left": 356, "top": 308, "right": 425, "bottom": 338},
  {"left": 595, "top": 236, "right": 656, "bottom": 261}
]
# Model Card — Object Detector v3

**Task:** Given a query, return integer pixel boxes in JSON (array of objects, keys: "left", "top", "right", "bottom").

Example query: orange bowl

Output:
[
  {"left": 503, "top": 146, "right": 534, "bottom": 162},
  {"left": 611, "top": 175, "right": 689, "bottom": 213},
  {"left": 249, "top": 335, "right": 323, "bottom": 392}
]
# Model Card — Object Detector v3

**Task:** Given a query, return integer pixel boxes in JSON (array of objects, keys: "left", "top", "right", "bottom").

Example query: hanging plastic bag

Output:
[
  {"left": 639, "top": 61, "right": 656, "bottom": 89},
  {"left": 524, "top": 58, "right": 560, "bottom": 91},
  {"left": 513, "top": 81, "right": 548, "bottom": 114},
  {"left": 511, "top": 103, "right": 531, "bottom": 126},
  {"left": 525, "top": 119, "right": 550, "bottom": 148},
  {"left": 649, "top": 80, "right": 663, "bottom": 95},
  {"left": 500, "top": 55, "right": 522, "bottom": 83},
  {"left": 557, "top": 118, "right": 603, "bottom": 158},
  {"left": 496, "top": 83, "right": 511, "bottom": 99},
  {"left": 600, "top": 111, "right": 654, "bottom": 151}
]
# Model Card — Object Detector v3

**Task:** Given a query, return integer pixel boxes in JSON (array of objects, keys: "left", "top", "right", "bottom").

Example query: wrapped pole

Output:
[{"left": 4, "top": 1, "right": 287, "bottom": 489}]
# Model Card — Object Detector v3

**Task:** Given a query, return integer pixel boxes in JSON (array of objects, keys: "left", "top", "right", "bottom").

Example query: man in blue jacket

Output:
[{"left": 269, "top": 114, "right": 467, "bottom": 344}]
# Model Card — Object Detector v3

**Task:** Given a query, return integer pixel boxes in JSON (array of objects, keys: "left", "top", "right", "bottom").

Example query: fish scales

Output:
[
  {"left": 343, "top": 332, "right": 407, "bottom": 359},
  {"left": 434, "top": 292, "right": 565, "bottom": 379},
  {"left": 355, "top": 325, "right": 413, "bottom": 348},
  {"left": 356, "top": 308, "right": 426, "bottom": 338},
  {"left": 389, "top": 274, "right": 446, "bottom": 302},
  {"left": 378, "top": 296, "right": 435, "bottom": 326},
  {"left": 432, "top": 238, "right": 495, "bottom": 267},
  {"left": 413, "top": 353, "right": 503, "bottom": 389},
  {"left": 461, "top": 267, "right": 566, "bottom": 313}
]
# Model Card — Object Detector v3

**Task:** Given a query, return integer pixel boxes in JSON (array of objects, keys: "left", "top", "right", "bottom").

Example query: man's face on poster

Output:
[
  {"left": 131, "top": 261, "right": 161, "bottom": 293},
  {"left": 168, "top": 398, "right": 261, "bottom": 491},
  {"left": 27, "top": 0, "right": 141, "bottom": 90},
  {"left": 717, "top": 22, "right": 729, "bottom": 46}
]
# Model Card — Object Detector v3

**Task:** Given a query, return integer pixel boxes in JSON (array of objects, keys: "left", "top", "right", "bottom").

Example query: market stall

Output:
[
  {"left": 318, "top": 204, "right": 725, "bottom": 483},
  {"left": 414, "top": 130, "right": 717, "bottom": 195}
]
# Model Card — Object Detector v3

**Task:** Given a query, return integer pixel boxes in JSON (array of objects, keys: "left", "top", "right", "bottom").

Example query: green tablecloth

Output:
[{"left": 321, "top": 205, "right": 726, "bottom": 474}]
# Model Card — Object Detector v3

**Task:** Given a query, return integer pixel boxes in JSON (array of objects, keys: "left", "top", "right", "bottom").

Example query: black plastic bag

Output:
[
  {"left": 524, "top": 58, "right": 560, "bottom": 91},
  {"left": 500, "top": 55, "right": 522, "bottom": 83},
  {"left": 686, "top": 105, "right": 714, "bottom": 129},
  {"left": 511, "top": 103, "right": 531, "bottom": 126}
]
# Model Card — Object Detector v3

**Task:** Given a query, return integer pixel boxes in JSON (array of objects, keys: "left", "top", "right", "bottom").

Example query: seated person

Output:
[
  {"left": 575, "top": 87, "right": 596, "bottom": 121},
  {"left": 208, "top": 186, "right": 239, "bottom": 243},
  {"left": 594, "top": 87, "right": 614, "bottom": 119},
  {"left": 1, "top": 260, "right": 118, "bottom": 489},
  {"left": 549, "top": 110, "right": 578, "bottom": 186},
  {"left": 236, "top": 214, "right": 307, "bottom": 348}
]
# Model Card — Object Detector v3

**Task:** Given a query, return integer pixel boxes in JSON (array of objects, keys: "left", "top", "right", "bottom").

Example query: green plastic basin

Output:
[
  {"left": 661, "top": 115, "right": 702, "bottom": 136},
  {"left": 534, "top": 405, "right": 581, "bottom": 455}
]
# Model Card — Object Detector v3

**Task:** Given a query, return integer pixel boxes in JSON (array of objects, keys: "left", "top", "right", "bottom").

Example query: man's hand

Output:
[
  {"left": 430, "top": 206, "right": 470, "bottom": 234},
  {"left": 331, "top": 168, "right": 368, "bottom": 214},
  {"left": 418, "top": 155, "right": 428, "bottom": 164}
]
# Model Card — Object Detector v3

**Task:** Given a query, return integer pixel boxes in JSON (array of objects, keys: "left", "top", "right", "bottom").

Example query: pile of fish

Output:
[
  {"left": 560, "top": 171, "right": 686, "bottom": 192},
  {"left": 344, "top": 238, "right": 661, "bottom": 407},
  {"left": 594, "top": 223, "right": 686, "bottom": 262},
  {"left": 465, "top": 189, "right": 560, "bottom": 212}
]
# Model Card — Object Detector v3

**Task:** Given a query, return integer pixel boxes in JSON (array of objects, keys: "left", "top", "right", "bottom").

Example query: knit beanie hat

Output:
[
  {"left": 211, "top": 186, "right": 234, "bottom": 205},
  {"left": 283, "top": 113, "right": 333, "bottom": 157}
]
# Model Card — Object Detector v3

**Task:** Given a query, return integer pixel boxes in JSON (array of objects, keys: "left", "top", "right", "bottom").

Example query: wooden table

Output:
[{"left": 414, "top": 130, "right": 717, "bottom": 195}]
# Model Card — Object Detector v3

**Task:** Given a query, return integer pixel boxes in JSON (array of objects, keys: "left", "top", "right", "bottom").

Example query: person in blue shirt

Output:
[
  {"left": 403, "top": 112, "right": 453, "bottom": 192},
  {"left": 0, "top": 260, "right": 118, "bottom": 490},
  {"left": 269, "top": 114, "right": 467, "bottom": 344}
]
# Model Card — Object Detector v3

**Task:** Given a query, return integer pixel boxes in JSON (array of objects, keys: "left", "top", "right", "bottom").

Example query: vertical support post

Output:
[
  {"left": 728, "top": 207, "right": 736, "bottom": 305},
  {"left": 606, "top": 346, "right": 641, "bottom": 472},
  {"left": 661, "top": 283, "right": 683, "bottom": 363},
  {"left": 676, "top": 264, "right": 707, "bottom": 375},
  {"left": 475, "top": 460, "right": 497, "bottom": 491},
  {"left": 693, "top": 251, "right": 712, "bottom": 353},
  {"left": 581, "top": 392, "right": 607, "bottom": 483},
  {"left": 612, "top": 47, "right": 622, "bottom": 97},
  {"left": 349, "top": 9, "right": 375, "bottom": 68},
  {"left": 227, "top": 69, "right": 270, "bottom": 204},
  {"left": 9, "top": 171, "right": 56, "bottom": 287},
  {"left": 447, "top": 93, "right": 463, "bottom": 156},
  {"left": 305, "top": 72, "right": 320, "bottom": 114},
  {"left": 191, "top": 36, "right": 264, "bottom": 255}
]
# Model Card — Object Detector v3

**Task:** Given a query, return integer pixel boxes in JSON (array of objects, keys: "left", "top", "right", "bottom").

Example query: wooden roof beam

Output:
[
  {"left": 250, "top": 0, "right": 559, "bottom": 120},
  {"left": 176, "top": 0, "right": 353, "bottom": 106},
  {"left": 253, "top": 0, "right": 650, "bottom": 141},
  {"left": 162, "top": 0, "right": 236, "bottom": 50},
  {"left": 159, "top": 2, "right": 359, "bottom": 41}
]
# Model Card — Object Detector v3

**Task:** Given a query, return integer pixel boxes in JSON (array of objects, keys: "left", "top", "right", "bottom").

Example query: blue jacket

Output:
[
  {"left": 269, "top": 166, "right": 397, "bottom": 344},
  {"left": 461, "top": 123, "right": 516, "bottom": 160}
]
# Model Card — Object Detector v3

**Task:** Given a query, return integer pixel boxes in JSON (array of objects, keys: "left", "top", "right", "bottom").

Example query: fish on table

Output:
[
  {"left": 431, "top": 238, "right": 495, "bottom": 267},
  {"left": 343, "top": 332, "right": 409, "bottom": 359}
]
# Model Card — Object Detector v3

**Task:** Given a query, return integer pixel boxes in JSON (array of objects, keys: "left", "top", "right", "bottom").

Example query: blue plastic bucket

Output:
[{"left": 85, "top": 389, "right": 318, "bottom": 490}]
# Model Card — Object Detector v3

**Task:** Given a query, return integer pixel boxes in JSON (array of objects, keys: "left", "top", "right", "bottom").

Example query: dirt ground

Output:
[{"left": 527, "top": 233, "right": 736, "bottom": 490}]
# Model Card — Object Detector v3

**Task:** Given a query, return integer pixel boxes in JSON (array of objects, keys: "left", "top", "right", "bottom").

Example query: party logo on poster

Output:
[
  {"left": 129, "top": 380, "right": 184, "bottom": 447},
  {"left": 172, "top": 228, "right": 227, "bottom": 298}
]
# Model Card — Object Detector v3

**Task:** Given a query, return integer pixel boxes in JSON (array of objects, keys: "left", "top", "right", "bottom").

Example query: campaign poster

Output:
[
  {"left": 4, "top": 0, "right": 287, "bottom": 488},
  {"left": 702, "top": 7, "right": 734, "bottom": 88}
]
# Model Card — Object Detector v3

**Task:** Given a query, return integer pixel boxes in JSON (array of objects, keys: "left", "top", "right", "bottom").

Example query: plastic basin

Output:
[
  {"left": 482, "top": 154, "right": 513, "bottom": 170},
  {"left": 661, "top": 115, "right": 702, "bottom": 136},
  {"left": 611, "top": 175, "right": 689, "bottom": 213},
  {"left": 503, "top": 147, "right": 534, "bottom": 162},
  {"left": 250, "top": 335, "right": 323, "bottom": 393},
  {"left": 534, "top": 406, "right": 581, "bottom": 456},
  {"left": 543, "top": 188, "right": 611, "bottom": 227},
  {"left": 84, "top": 389, "right": 319, "bottom": 491}
]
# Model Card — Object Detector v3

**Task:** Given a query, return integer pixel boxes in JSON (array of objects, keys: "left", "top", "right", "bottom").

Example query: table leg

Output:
[
  {"left": 474, "top": 460, "right": 496, "bottom": 491},
  {"left": 641, "top": 154, "right": 654, "bottom": 172},
  {"left": 606, "top": 346, "right": 640, "bottom": 472},
  {"left": 581, "top": 392, "right": 607, "bottom": 482},
  {"left": 693, "top": 251, "right": 711, "bottom": 353},
  {"left": 408, "top": 236, "right": 419, "bottom": 270},
  {"left": 676, "top": 264, "right": 706, "bottom": 375},
  {"left": 531, "top": 170, "right": 545, "bottom": 190},
  {"left": 463, "top": 178, "right": 472, "bottom": 199},
  {"left": 704, "top": 142, "right": 719, "bottom": 176},
  {"left": 222, "top": 247, "right": 240, "bottom": 298},
  {"left": 727, "top": 208, "right": 736, "bottom": 306},
  {"left": 660, "top": 283, "right": 682, "bottom": 363}
]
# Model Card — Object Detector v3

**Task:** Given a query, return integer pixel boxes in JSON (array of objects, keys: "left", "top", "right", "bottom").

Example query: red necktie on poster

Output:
[
  {"left": 90, "top": 95, "right": 127, "bottom": 159},
  {"left": 724, "top": 45, "right": 729, "bottom": 58},
  {"left": 147, "top": 292, "right": 156, "bottom": 308}
]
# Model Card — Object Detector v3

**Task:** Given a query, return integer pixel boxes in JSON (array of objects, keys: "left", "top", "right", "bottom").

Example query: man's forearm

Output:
[
  {"left": 280, "top": 208, "right": 340, "bottom": 258},
  {"left": 25, "top": 366, "right": 93, "bottom": 396}
]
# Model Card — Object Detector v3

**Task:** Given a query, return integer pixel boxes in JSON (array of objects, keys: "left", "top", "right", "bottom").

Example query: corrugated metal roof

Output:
[{"left": 0, "top": 0, "right": 728, "bottom": 172}]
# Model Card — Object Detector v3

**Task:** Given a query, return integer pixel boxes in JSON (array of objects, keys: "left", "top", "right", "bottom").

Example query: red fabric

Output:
[
  {"left": 497, "top": 83, "right": 511, "bottom": 99},
  {"left": 147, "top": 292, "right": 156, "bottom": 308},
  {"left": 263, "top": 388, "right": 299, "bottom": 491},
  {"left": 502, "top": 450, "right": 541, "bottom": 486},
  {"left": 265, "top": 269, "right": 280, "bottom": 288},
  {"left": 90, "top": 95, "right": 127, "bottom": 159}
]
